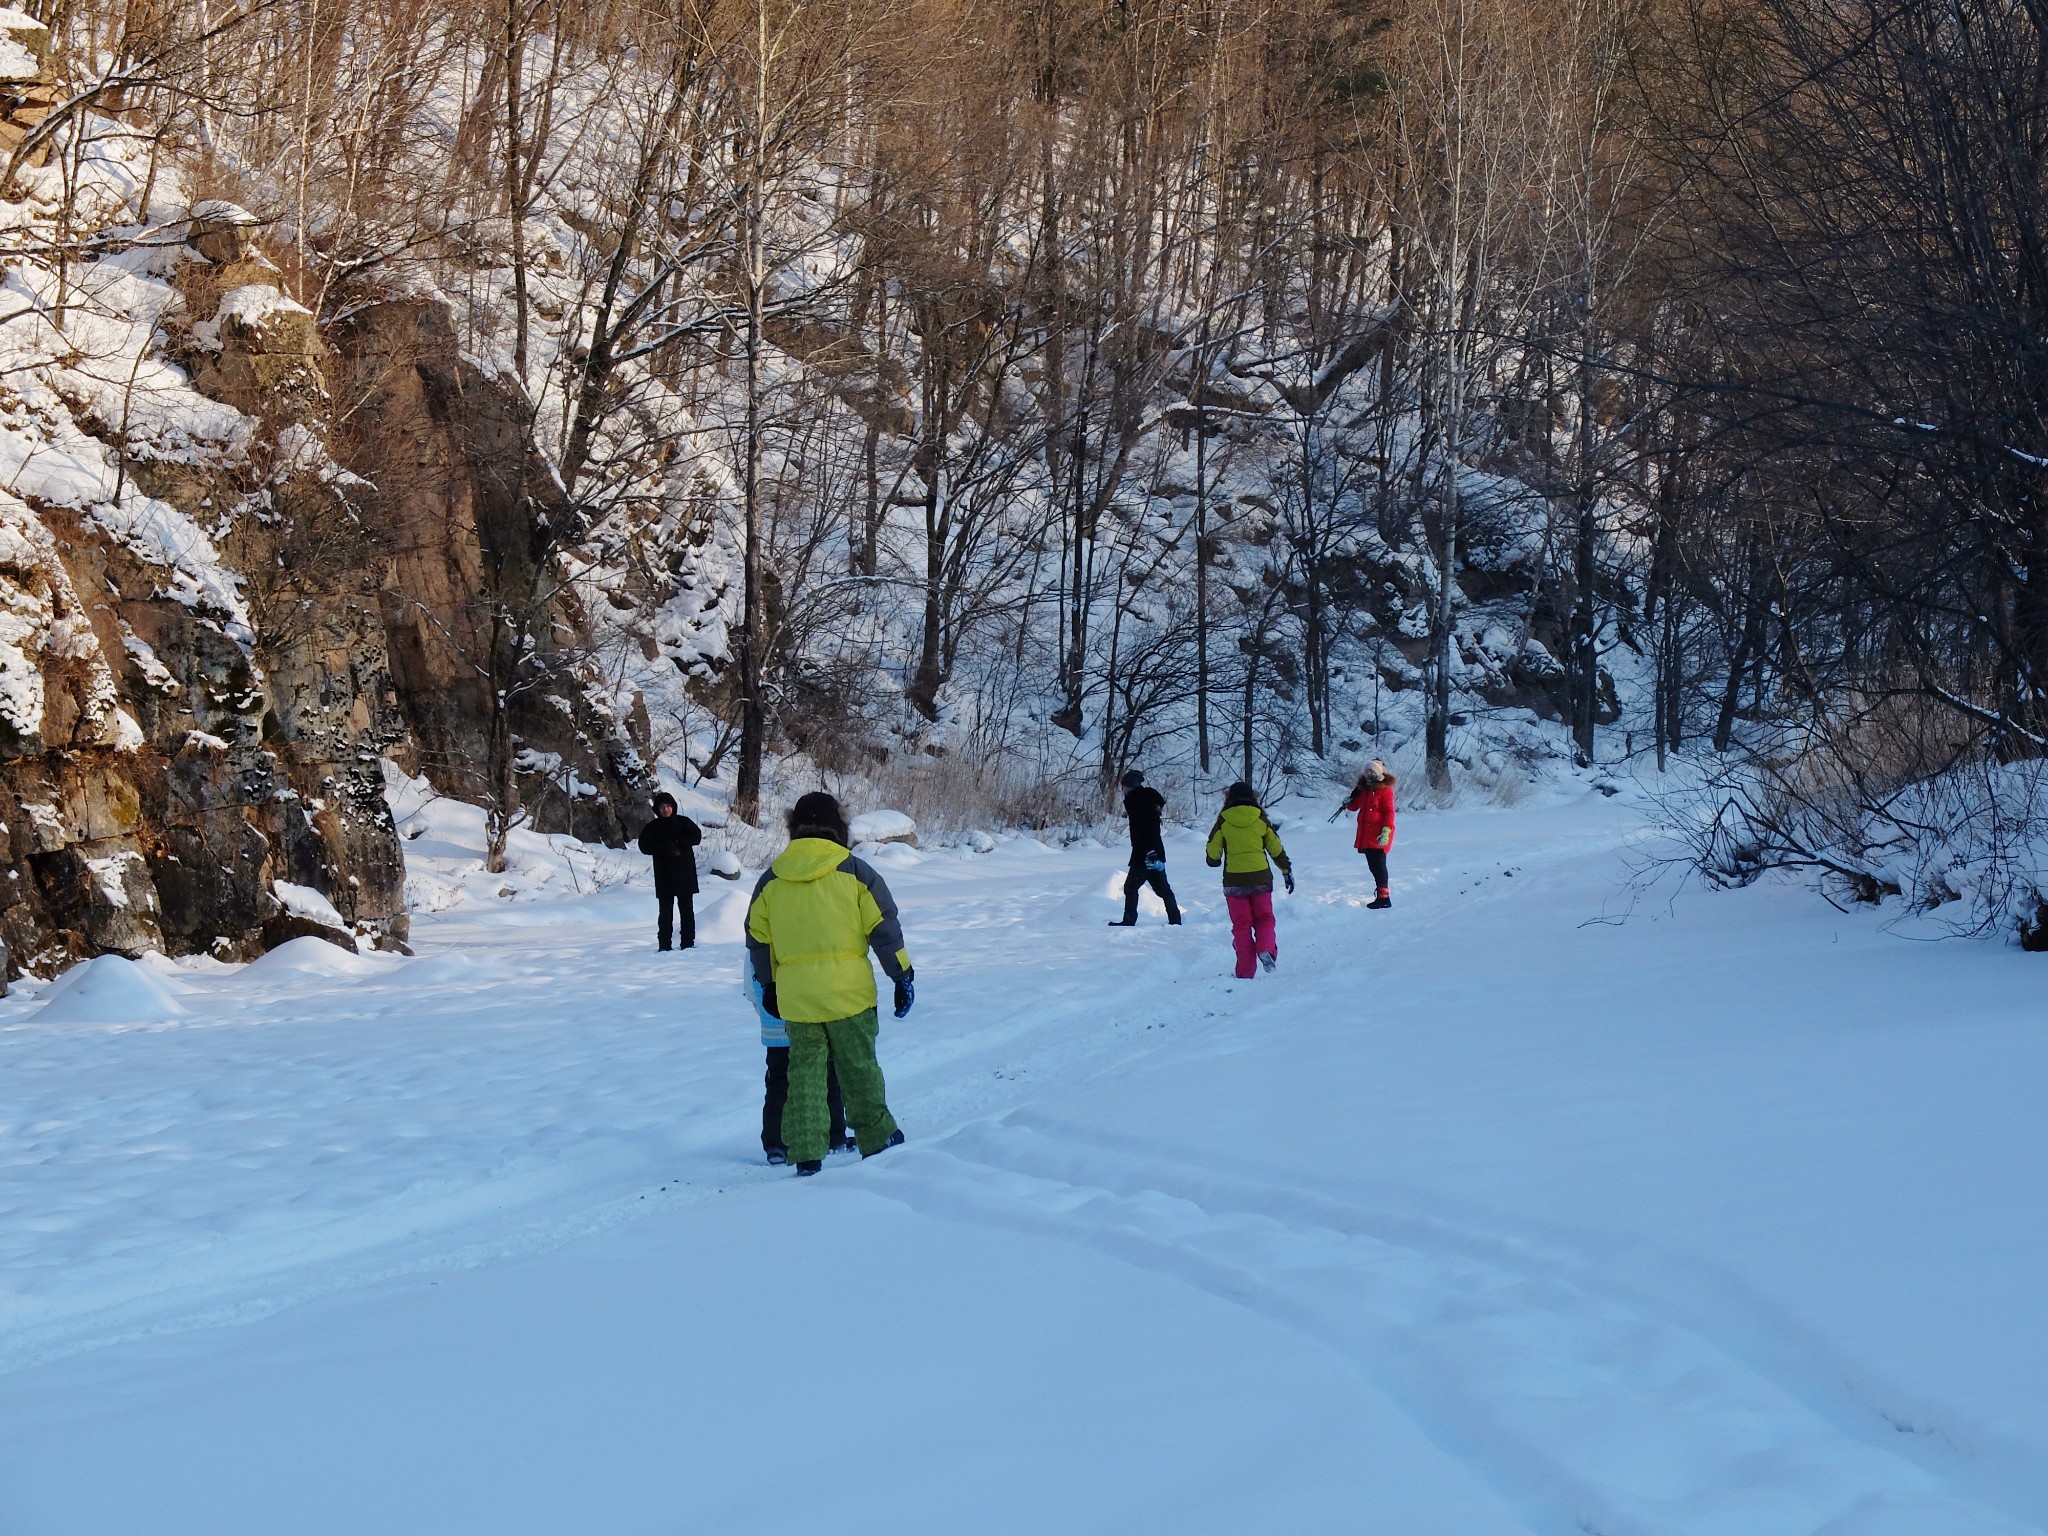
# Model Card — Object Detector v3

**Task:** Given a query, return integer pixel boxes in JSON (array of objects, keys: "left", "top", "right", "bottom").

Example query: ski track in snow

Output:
[
  {"left": 867, "top": 1118, "right": 2032, "bottom": 1536},
  {"left": 0, "top": 827, "right": 1310, "bottom": 1370},
  {"left": 2, "top": 795, "right": 2044, "bottom": 1535}
]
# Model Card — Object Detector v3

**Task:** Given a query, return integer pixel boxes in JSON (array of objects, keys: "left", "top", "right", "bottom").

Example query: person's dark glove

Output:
[
  {"left": 1283, "top": 870, "right": 1296, "bottom": 895},
  {"left": 1144, "top": 852, "right": 1166, "bottom": 874},
  {"left": 893, "top": 973, "right": 915, "bottom": 1019},
  {"left": 760, "top": 982, "right": 780, "bottom": 1020}
]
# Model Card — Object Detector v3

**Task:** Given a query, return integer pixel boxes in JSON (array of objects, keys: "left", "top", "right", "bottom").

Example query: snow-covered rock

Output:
[
  {"left": 184, "top": 201, "right": 262, "bottom": 265},
  {"left": 850, "top": 809, "right": 917, "bottom": 847},
  {"left": 273, "top": 880, "right": 346, "bottom": 930},
  {"left": 0, "top": 8, "right": 48, "bottom": 83}
]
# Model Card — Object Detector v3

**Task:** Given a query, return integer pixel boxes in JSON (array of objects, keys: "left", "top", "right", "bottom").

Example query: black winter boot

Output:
[
  {"left": 765, "top": 1146, "right": 788, "bottom": 1166},
  {"left": 862, "top": 1129, "right": 906, "bottom": 1159},
  {"left": 1368, "top": 890, "right": 1392, "bottom": 910},
  {"left": 796, "top": 1160, "right": 823, "bottom": 1176}
]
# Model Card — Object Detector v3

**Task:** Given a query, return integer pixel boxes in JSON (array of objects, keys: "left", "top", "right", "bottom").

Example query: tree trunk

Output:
[
  {"left": 1713, "top": 576, "right": 1764, "bottom": 754},
  {"left": 1305, "top": 570, "right": 1328, "bottom": 758},
  {"left": 910, "top": 478, "right": 946, "bottom": 718},
  {"left": 1194, "top": 370, "right": 1210, "bottom": 774},
  {"left": 1101, "top": 577, "right": 1126, "bottom": 786},
  {"left": 503, "top": 0, "right": 529, "bottom": 381},
  {"left": 859, "top": 416, "right": 881, "bottom": 577},
  {"left": 1648, "top": 487, "right": 1676, "bottom": 770},
  {"left": 484, "top": 656, "right": 517, "bottom": 874},
  {"left": 733, "top": 143, "right": 767, "bottom": 825},
  {"left": 1426, "top": 449, "right": 1460, "bottom": 790},
  {"left": 1569, "top": 314, "right": 1599, "bottom": 767},
  {"left": 1242, "top": 640, "right": 1258, "bottom": 787}
]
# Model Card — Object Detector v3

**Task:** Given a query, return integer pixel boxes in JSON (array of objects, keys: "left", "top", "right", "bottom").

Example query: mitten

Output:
[
  {"left": 1377, "top": 827, "right": 1392, "bottom": 848},
  {"left": 893, "top": 973, "right": 915, "bottom": 1019}
]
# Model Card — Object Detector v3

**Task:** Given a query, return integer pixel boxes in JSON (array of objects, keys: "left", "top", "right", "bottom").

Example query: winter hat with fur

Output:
[{"left": 787, "top": 791, "right": 850, "bottom": 846}]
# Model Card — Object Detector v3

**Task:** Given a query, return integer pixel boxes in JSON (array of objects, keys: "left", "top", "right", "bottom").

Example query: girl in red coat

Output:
[{"left": 1342, "top": 760, "right": 1396, "bottom": 909}]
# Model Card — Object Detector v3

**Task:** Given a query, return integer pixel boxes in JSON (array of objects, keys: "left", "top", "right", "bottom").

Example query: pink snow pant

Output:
[{"left": 1226, "top": 890, "right": 1276, "bottom": 979}]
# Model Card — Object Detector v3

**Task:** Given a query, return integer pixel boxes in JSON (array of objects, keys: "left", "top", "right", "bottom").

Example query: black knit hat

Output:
[
  {"left": 652, "top": 790, "right": 678, "bottom": 813},
  {"left": 1223, "top": 781, "right": 1258, "bottom": 808},
  {"left": 788, "top": 791, "right": 849, "bottom": 846},
  {"left": 1120, "top": 768, "right": 1144, "bottom": 789}
]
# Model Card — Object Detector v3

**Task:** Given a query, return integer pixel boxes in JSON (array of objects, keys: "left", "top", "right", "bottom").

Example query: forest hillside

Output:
[{"left": 0, "top": 0, "right": 2042, "bottom": 969}]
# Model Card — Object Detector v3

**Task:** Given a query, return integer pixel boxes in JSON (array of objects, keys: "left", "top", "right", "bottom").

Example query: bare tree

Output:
[{"left": 1389, "top": 0, "right": 1543, "bottom": 789}]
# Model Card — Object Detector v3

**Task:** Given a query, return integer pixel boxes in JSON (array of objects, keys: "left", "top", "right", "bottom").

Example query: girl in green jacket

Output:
[{"left": 1205, "top": 782, "right": 1293, "bottom": 978}]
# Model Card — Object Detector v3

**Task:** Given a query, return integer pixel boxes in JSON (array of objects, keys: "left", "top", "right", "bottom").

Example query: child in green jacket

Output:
[{"left": 1205, "top": 782, "right": 1294, "bottom": 978}]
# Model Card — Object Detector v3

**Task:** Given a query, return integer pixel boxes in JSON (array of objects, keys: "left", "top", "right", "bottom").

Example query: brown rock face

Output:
[
  {"left": 0, "top": 209, "right": 647, "bottom": 979},
  {"left": 0, "top": 16, "right": 54, "bottom": 168},
  {"left": 0, "top": 461, "right": 412, "bottom": 970},
  {"left": 327, "top": 297, "right": 645, "bottom": 846}
]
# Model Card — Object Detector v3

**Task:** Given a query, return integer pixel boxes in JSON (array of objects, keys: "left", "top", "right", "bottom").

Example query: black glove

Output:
[
  {"left": 1283, "top": 870, "right": 1296, "bottom": 895},
  {"left": 760, "top": 982, "right": 780, "bottom": 1020},
  {"left": 893, "top": 973, "right": 915, "bottom": 1019}
]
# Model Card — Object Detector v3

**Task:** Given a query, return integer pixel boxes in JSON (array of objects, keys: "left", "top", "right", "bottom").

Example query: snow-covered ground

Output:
[{"left": 1, "top": 787, "right": 2044, "bottom": 1535}]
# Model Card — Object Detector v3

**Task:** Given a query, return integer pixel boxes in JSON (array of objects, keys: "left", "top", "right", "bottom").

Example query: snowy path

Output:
[
  {"left": 2, "top": 793, "right": 2045, "bottom": 1534},
  {"left": 875, "top": 1120, "right": 2029, "bottom": 1536}
]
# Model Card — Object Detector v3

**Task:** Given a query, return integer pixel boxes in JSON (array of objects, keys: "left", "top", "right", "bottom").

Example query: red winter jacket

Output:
[{"left": 1343, "top": 776, "right": 1397, "bottom": 851}]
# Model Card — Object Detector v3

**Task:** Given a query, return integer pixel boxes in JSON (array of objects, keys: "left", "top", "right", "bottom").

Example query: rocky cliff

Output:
[{"left": 0, "top": 185, "right": 647, "bottom": 977}]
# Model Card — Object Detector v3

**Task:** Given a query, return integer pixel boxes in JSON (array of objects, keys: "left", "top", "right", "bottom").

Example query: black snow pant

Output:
[
  {"left": 1121, "top": 852, "right": 1182, "bottom": 924},
  {"left": 763, "top": 1047, "right": 846, "bottom": 1153},
  {"left": 654, "top": 866, "right": 696, "bottom": 950},
  {"left": 1364, "top": 847, "right": 1390, "bottom": 891}
]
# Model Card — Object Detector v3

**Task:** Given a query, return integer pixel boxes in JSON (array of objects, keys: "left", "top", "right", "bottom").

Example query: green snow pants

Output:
[{"left": 783, "top": 1008, "right": 898, "bottom": 1164}]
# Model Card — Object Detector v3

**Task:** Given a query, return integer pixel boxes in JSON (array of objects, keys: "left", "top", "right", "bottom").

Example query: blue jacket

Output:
[{"left": 742, "top": 950, "right": 788, "bottom": 1047}]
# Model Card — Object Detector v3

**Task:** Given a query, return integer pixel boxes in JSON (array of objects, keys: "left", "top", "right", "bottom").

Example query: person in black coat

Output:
[
  {"left": 638, "top": 791, "right": 702, "bottom": 950},
  {"left": 1109, "top": 768, "right": 1181, "bottom": 926}
]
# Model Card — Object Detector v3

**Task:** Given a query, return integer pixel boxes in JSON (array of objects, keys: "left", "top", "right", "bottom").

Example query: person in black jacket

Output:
[
  {"left": 637, "top": 791, "right": 702, "bottom": 950},
  {"left": 1109, "top": 768, "right": 1182, "bottom": 927}
]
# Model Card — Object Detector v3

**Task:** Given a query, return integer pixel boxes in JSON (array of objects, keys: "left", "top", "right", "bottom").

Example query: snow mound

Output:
[
  {"left": 35, "top": 953, "right": 187, "bottom": 1024},
  {"left": 861, "top": 841, "right": 924, "bottom": 869},
  {"left": 242, "top": 934, "right": 384, "bottom": 982},
  {"left": 697, "top": 885, "right": 752, "bottom": 945}
]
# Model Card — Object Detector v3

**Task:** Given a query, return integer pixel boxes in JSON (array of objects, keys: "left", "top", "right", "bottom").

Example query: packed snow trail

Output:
[
  {"left": 872, "top": 1120, "right": 2032, "bottom": 1536},
  {"left": 2, "top": 790, "right": 2045, "bottom": 1534}
]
